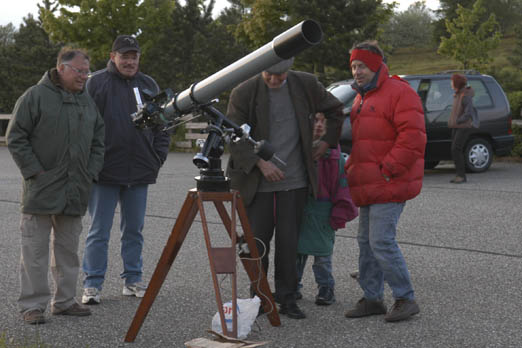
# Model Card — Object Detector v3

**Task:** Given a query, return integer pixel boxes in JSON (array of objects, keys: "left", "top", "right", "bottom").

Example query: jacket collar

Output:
[
  {"left": 253, "top": 71, "right": 310, "bottom": 139},
  {"left": 351, "top": 63, "right": 390, "bottom": 97}
]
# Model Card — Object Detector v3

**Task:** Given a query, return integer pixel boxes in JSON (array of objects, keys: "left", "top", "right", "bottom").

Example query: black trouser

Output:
[
  {"left": 247, "top": 187, "right": 308, "bottom": 305},
  {"left": 451, "top": 128, "right": 471, "bottom": 178}
]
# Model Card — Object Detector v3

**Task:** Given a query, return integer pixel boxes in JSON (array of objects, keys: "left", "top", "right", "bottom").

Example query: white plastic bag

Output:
[{"left": 211, "top": 295, "right": 261, "bottom": 339}]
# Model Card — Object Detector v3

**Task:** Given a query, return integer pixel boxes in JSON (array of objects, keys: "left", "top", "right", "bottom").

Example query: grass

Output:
[{"left": 387, "top": 36, "right": 517, "bottom": 75}]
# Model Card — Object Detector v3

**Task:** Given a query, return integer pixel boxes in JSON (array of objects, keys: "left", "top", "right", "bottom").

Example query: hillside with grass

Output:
[{"left": 387, "top": 36, "right": 517, "bottom": 75}]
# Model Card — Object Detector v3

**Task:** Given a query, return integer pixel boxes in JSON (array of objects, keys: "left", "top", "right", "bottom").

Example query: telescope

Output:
[{"left": 132, "top": 19, "right": 323, "bottom": 190}]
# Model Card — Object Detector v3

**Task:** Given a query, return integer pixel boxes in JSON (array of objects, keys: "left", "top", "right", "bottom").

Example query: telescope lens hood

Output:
[{"left": 273, "top": 20, "right": 323, "bottom": 59}]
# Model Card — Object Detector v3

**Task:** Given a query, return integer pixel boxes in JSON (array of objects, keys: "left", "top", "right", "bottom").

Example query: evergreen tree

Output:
[
  {"left": 234, "top": 0, "right": 393, "bottom": 84},
  {"left": 141, "top": 0, "right": 248, "bottom": 101},
  {"left": 432, "top": 0, "right": 474, "bottom": 44},
  {"left": 437, "top": 0, "right": 501, "bottom": 70},
  {"left": 0, "top": 16, "right": 60, "bottom": 113},
  {"left": 0, "top": 23, "right": 16, "bottom": 47}
]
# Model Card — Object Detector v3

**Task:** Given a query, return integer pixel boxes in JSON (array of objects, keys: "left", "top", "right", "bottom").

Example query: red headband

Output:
[{"left": 350, "top": 49, "right": 383, "bottom": 72}]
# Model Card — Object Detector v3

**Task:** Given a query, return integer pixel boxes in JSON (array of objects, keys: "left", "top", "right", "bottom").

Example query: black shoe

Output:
[
  {"left": 384, "top": 299, "right": 420, "bottom": 322},
  {"left": 450, "top": 176, "right": 467, "bottom": 183},
  {"left": 315, "top": 287, "right": 335, "bottom": 306},
  {"left": 279, "top": 303, "right": 306, "bottom": 319},
  {"left": 295, "top": 290, "right": 303, "bottom": 300},
  {"left": 345, "top": 297, "right": 387, "bottom": 318}
]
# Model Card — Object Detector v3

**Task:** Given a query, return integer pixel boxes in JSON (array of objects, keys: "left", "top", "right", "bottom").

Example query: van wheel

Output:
[
  {"left": 424, "top": 161, "right": 439, "bottom": 170},
  {"left": 465, "top": 138, "right": 493, "bottom": 173}
]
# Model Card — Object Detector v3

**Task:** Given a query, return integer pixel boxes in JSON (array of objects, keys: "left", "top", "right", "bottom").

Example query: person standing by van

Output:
[{"left": 448, "top": 73, "right": 479, "bottom": 184}]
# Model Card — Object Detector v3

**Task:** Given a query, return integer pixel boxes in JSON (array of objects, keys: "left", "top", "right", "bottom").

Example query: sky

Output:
[{"left": 1, "top": 0, "right": 440, "bottom": 28}]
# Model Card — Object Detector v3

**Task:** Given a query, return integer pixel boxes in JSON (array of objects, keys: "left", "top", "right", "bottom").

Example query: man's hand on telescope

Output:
[
  {"left": 313, "top": 140, "right": 329, "bottom": 161},
  {"left": 257, "top": 159, "right": 284, "bottom": 182}
]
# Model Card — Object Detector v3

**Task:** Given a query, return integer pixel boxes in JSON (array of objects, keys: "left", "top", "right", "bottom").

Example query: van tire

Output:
[{"left": 465, "top": 138, "right": 493, "bottom": 173}]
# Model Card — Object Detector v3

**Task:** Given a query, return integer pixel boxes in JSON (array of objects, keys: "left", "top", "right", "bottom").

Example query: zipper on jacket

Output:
[{"left": 357, "top": 97, "right": 364, "bottom": 114}]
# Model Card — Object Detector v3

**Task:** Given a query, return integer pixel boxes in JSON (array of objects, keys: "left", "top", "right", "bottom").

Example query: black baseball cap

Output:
[{"left": 112, "top": 35, "right": 140, "bottom": 53}]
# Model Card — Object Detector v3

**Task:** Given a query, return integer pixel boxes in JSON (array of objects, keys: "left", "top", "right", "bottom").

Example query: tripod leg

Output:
[
  {"left": 214, "top": 192, "right": 281, "bottom": 327},
  {"left": 125, "top": 191, "right": 199, "bottom": 342},
  {"left": 199, "top": 195, "right": 238, "bottom": 338}
]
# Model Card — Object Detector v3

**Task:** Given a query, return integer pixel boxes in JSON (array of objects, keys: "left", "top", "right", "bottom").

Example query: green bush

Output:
[
  {"left": 508, "top": 91, "right": 522, "bottom": 119},
  {"left": 485, "top": 65, "right": 522, "bottom": 94},
  {"left": 511, "top": 124, "right": 522, "bottom": 157}
]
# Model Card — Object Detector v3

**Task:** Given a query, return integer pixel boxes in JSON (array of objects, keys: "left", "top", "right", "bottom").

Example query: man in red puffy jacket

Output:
[{"left": 343, "top": 41, "right": 426, "bottom": 322}]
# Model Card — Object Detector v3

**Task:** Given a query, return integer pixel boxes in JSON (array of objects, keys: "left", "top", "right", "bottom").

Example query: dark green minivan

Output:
[{"left": 327, "top": 71, "right": 515, "bottom": 173}]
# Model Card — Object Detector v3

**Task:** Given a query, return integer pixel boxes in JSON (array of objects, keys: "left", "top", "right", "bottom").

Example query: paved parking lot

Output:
[{"left": 1, "top": 147, "right": 521, "bottom": 347}]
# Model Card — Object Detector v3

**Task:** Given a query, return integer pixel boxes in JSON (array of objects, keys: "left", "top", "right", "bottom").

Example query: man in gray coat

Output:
[
  {"left": 226, "top": 58, "right": 343, "bottom": 319},
  {"left": 7, "top": 48, "right": 105, "bottom": 324}
]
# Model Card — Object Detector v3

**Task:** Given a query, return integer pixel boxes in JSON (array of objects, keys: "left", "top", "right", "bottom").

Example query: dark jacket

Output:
[
  {"left": 86, "top": 61, "right": 170, "bottom": 185},
  {"left": 449, "top": 86, "right": 479, "bottom": 129},
  {"left": 225, "top": 71, "right": 344, "bottom": 206},
  {"left": 7, "top": 69, "right": 105, "bottom": 216},
  {"left": 346, "top": 64, "right": 426, "bottom": 207}
]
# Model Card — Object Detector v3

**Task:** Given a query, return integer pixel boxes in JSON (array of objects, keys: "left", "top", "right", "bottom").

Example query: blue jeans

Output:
[
  {"left": 82, "top": 183, "right": 148, "bottom": 290},
  {"left": 358, "top": 202, "right": 414, "bottom": 301},
  {"left": 296, "top": 254, "right": 334, "bottom": 291}
]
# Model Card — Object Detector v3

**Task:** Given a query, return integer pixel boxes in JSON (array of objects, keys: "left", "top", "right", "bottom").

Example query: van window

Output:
[
  {"left": 468, "top": 80, "right": 493, "bottom": 108},
  {"left": 424, "top": 79, "right": 453, "bottom": 112},
  {"left": 407, "top": 79, "right": 420, "bottom": 91}
]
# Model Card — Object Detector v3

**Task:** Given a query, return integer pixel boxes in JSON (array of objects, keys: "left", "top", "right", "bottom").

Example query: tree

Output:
[
  {"left": 233, "top": 0, "right": 394, "bottom": 84},
  {"left": 379, "top": 1, "right": 434, "bottom": 50},
  {"left": 0, "top": 23, "right": 16, "bottom": 47},
  {"left": 0, "top": 15, "right": 60, "bottom": 113},
  {"left": 508, "top": 23, "right": 522, "bottom": 68},
  {"left": 141, "top": 0, "right": 218, "bottom": 91},
  {"left": 433, "top": 0, "right": 522, "bottom": 43},
  {"left": 432, "top": 0, "right": 474, "bottom": 44},
  {"left": 437, "top": 0, "right": 501, "bottom": 70},
  {"left": 40, "top": 0, "right": 174, "bottom": 68}
]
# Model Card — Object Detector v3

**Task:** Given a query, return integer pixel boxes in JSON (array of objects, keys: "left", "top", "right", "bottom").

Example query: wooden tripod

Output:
[{"left": 124, "top": 188, "right": 281, "bottom": 342}]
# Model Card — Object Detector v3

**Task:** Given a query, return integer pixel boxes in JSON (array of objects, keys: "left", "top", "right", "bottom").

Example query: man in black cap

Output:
[
  {"left": 226, "top": 58, "right": 344, "bottom": 319},
  {"left": 81, "top": 35, "right": 170, "bottom": 305}
]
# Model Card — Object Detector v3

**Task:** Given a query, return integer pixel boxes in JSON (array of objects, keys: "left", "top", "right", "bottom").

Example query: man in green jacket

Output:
[{"left": 6, "top": 47, "right": 105, "bottom": 325}]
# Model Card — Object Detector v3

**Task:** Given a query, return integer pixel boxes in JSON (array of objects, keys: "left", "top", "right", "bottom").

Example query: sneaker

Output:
[
  {"left": 23, "top": 309, "right": 45, "bottom": 325},
  {"left": 279, "top": 303, "right": 306, "bottom": 319},
  {"left": 345, "top": 297, "right": 387, "bottom": 318},
  {"left": 315, "top": 287, "right": 335, "bottom": 306},
  {"left": 384, "top": 299, "right": 420, "bottom": 322},
  {"left": 123, "top": 282, "right": 147, "bottom": 298},
  {"left": 82, "top": 287, "right": 101, "bottom": 305},
  {"left": 52, "top": 303, "right": 91, "bottom": 316},
  {"left": 450, "top": 176, "right": 467, "bottom": 184}
]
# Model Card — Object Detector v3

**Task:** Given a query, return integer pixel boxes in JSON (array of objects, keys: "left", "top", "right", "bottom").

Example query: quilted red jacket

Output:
[{"left": 345, "top": 64, "right": 426, "bottom": 207}]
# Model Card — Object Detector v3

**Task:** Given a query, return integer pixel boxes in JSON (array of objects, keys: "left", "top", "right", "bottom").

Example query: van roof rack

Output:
[{"left": 437, "top": 70, "right": 481, "bottom": 75}]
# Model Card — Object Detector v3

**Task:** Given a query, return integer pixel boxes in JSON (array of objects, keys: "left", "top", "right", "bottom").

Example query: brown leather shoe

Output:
[
  {"left": 384, "top": 299, "right": 420, "bottom": 322},
  {"left": 23, "top": 309, "right": 45, "bottom": 324},
  {"left": 52, "top": 302, "right": 91, "bottom": 316},
  {"left": 345, "top": 297, "right": 387, "bottom": 318}
]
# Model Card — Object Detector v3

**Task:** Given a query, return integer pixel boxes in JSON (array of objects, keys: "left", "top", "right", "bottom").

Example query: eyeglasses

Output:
[{"left": 64, "top": 64, "right": 91, "bottom": 77}]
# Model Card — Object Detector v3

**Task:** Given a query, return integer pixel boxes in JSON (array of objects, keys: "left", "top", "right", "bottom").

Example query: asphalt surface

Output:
[{"left": 1, "top": 147, "right": 521, "bottom": 348}]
